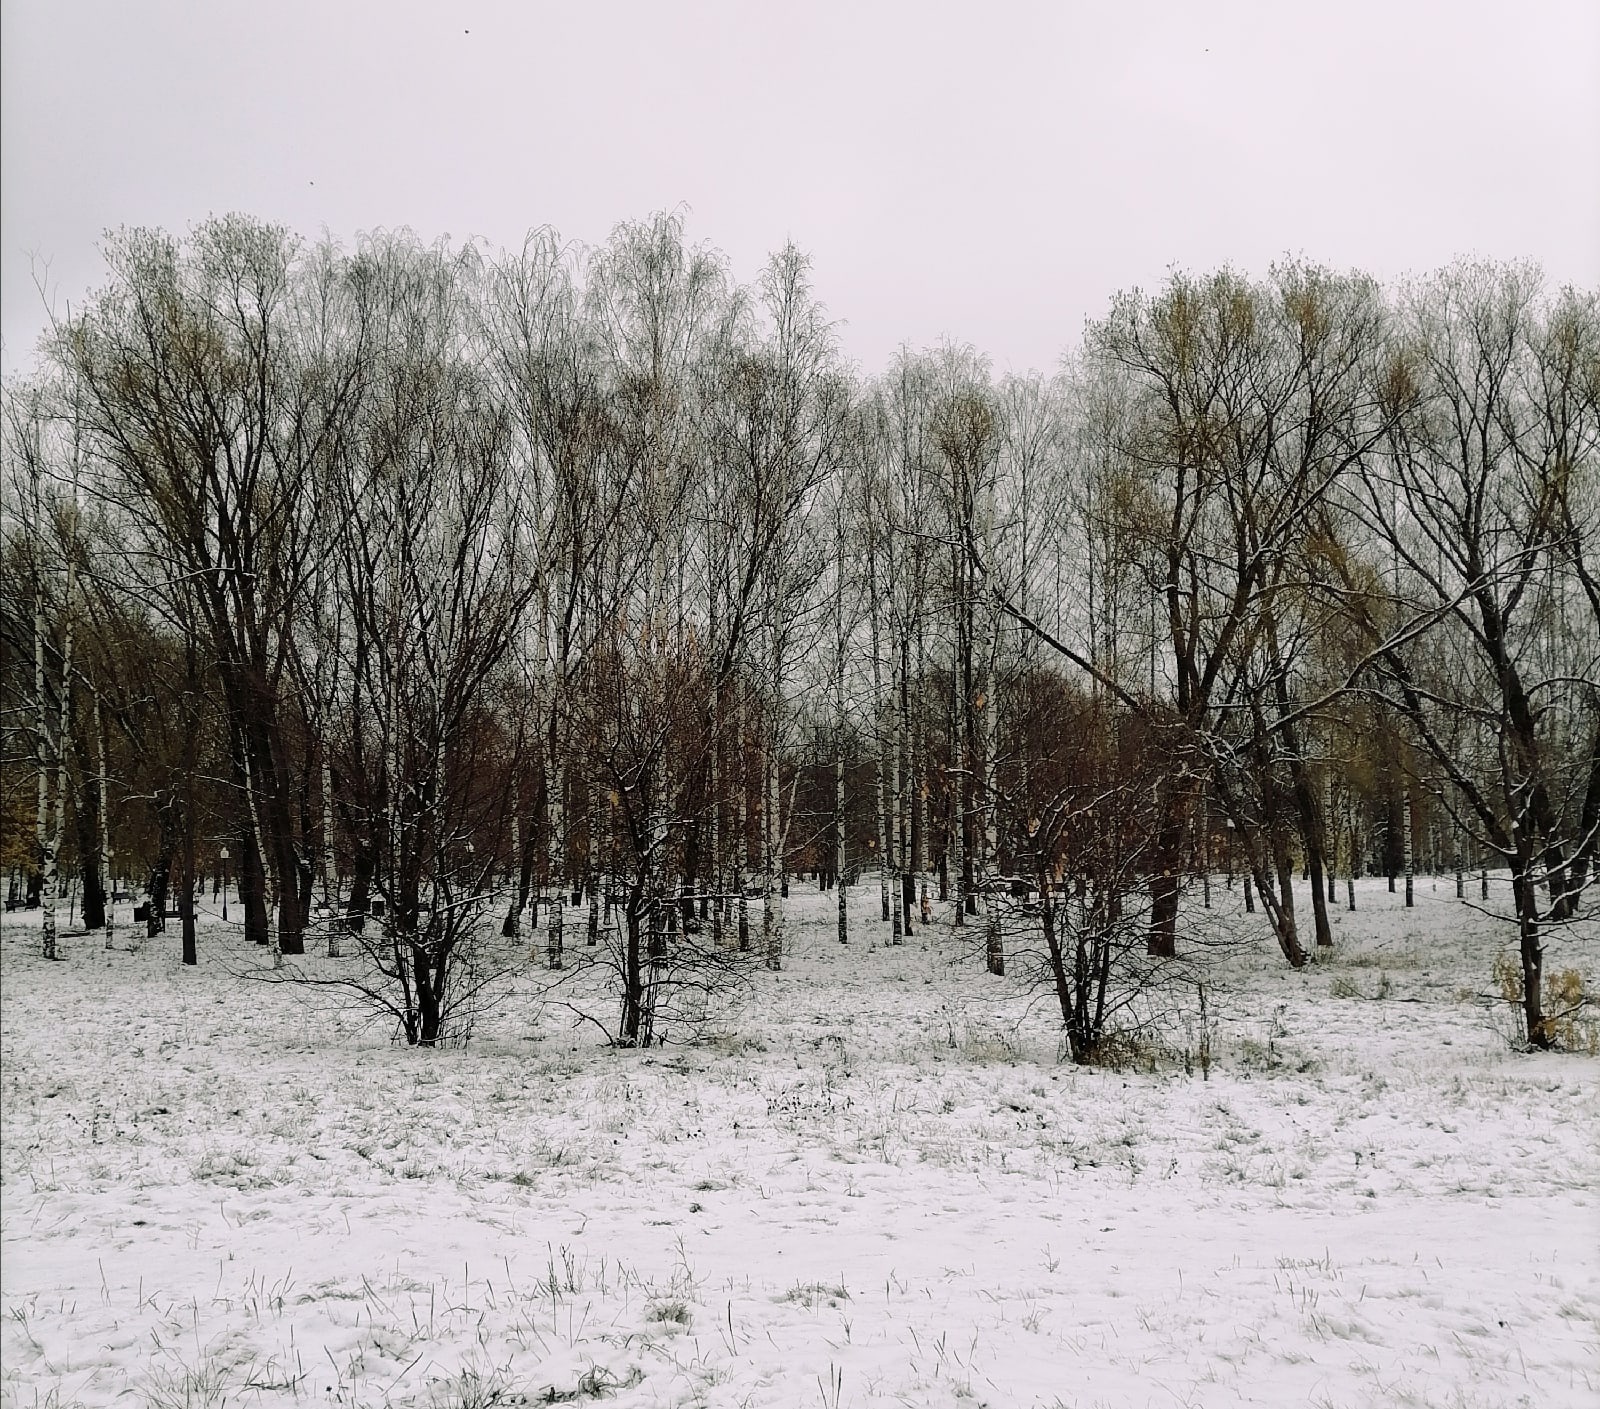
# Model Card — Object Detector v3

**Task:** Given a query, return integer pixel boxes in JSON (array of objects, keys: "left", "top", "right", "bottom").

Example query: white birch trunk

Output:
[
  {"left": 950, "top": 648, "right": 966, "bottom": 929},
  {"left": 322, "top": 756, "right": 340, "bottom": 957},
  {"left": 915, "top": 622, "right": 928, "bottom": 877},
  {"left": 36, "top": 601, "right": 57, "bottom": 961},
  {"left": 709, "top": 694, "right": 723, "bottom": 947},
  {"left": 763, "top": 695, "right": 783, "bottom": 971},
  {"left": 978, "top": 486, "right": 1003, "bottom": 971},
  {"left": 54, "top": 537, "right": 75, "bottom": 930},
  {"left": 832, "top": 501, "right": 849, "bottom": 946},
  {"left": 762, "top": 609, "right": 783, "bottom": 970},
  {"left": 897, "top": 632, "right": 912, "bottom": 938},
  {"left": 868, "top": 551, "right": 891, "bottom": 926},
  {"left": 587, "top": 775, "right": 601, "bottom": 946},
  {"left": 38, "top": 495, "right": 75, "bottom": 961},
  {"left": 980, "top": 658, "right": 1003, "bottom": 976},
  {"left": 505, "top": 794, "right": 523, "bottom": 938},
  {"left": 889, "top": 650, "right": 904, "bottom": 946},
  {"left": 736, "top": 686, "right": 750, "bottom": 951},
  {"left": 96, "top": 688, "right": 114, "bottom": 950},
  {"left": 836, "top": 733, "right": 848, "bottom": 945},
  {"left": 547, "top": 745, "right": 565, "bottom": 970},
  {"left": 1345, "top": 798, "right": 1358, "bottom": 912}
]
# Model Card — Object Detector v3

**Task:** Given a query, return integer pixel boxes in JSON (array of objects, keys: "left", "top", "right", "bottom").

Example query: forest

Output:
[{"left": 3, "top": 209, "right": 1597, "bottom": 1055}]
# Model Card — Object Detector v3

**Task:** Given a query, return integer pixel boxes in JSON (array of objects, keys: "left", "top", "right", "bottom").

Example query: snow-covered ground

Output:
[{"left": 2, "top": 878, "right": 1596, "bottom": 1409}]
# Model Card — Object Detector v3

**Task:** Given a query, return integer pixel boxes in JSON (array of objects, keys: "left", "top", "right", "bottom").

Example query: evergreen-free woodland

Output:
[{"left": 4, "top": 212, "right": 1596, "bottom": 1051}]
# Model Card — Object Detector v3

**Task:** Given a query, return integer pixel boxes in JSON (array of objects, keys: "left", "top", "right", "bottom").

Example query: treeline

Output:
[{"left": 3, "top": 212, "right": 1595, "bottom": 1050}]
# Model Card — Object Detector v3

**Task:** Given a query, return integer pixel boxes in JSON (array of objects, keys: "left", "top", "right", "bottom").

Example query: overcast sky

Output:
[{"left": 3, "top": 0, "right": 1597, "bottom": 378}]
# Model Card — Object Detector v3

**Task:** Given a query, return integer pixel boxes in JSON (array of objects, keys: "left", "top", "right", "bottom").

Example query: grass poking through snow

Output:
[{"left": 2, "top": 879, "right": 1596, "bottom": 1407}]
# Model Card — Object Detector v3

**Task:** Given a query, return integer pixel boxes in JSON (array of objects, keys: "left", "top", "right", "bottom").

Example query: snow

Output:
[{"left": 2, "top": 880, "right": 1597, "bottom": 1408}]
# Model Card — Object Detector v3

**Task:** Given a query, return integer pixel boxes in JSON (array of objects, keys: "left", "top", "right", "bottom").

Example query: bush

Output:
[{"left": 1493, "top": 954, "right": 1599, "bottom": 1053}]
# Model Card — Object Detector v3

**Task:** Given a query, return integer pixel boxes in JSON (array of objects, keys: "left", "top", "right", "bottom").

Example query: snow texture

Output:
[{"left": 2, "top": 879, "right": 1597, "bottom": 1408}]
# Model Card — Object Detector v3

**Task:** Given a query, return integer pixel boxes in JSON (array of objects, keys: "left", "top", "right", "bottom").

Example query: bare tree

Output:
[
  {"left": 65, "top": 218, "right": 368, "bottom": 957},
  {"left": 1351, "top": 264, "right": 1599, "bottom": 1047},
  {"left": 319, "top": 234, "right": 537, "bottom": 1043},
  {"left": 4, "top": 382, "right": 71, "bottom": 959}
]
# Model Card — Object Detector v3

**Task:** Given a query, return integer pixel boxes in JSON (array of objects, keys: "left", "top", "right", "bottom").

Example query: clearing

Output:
[{"left": 2, "top": 878, "right": 1596, "bottom": 1408}]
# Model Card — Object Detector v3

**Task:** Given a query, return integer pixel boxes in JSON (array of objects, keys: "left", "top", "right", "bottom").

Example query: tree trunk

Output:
[
  {"left": 588, "top": 776, "right": 602, "bottom": 947},
  {"left": 1305, "top": 831, "right": 1332, "bottom": 946},
  {"left": 264, "top": 748, "right": 309, "bottom": 957},
  {"left": 870, "top": 592, "right": 891, "bottom": 926},
  {"left": 836, "top": 733, "right": 848, "bottom": 945},
  {"left": 77, "top": 774, "right": 107, "bottom": 932},
  {"left": 899, "top": 632, "right": 915, "bottom": 938},
  {"left": 950, "top": 650, "right": 966, "bottom": 927},
  {"left": 242, "top": 751, "right": 283, "bottom": 969},
  {"left": 915, "top": 621, "right": 929, "bottom": 878},
  {"left": 547, "top": 888, "right": 565, "bottom": 970},
  {"left": 547, "top": 744, "right": 565, "bottom": 971},
  {"left": 763, "top": 640, "right": 784, "bottom": 971},
  {"left": 1245, "top": 833, "right": 1307, "bottom": 968},
  {"left": 34, "top": 527, "right": 64, "bottom": 960},
  {"left": 239, "top": 829, "right": 268, "bottom": 944},
  {"left": 1344, "top": 799, "right": 1357, "bottom": 911},
  {"left": 1284, "top": 745, "right": 1332, "bottom": 948},
  {"left": 499, "top": 802, "right": 524, "bottom": 934},
  {"left": 621, "top": 889, "right": 645, "bottom": 1045},
  {"left": 1512, "top": 860, "right": 1550, "bottom": 1049},
  {"left": 412, "top": 945, "right": 443, "bottom": 1047},
  {"left": 1037, "top": 877, "right": 1077, "bottom": 1059},
  {"left": 147, "top": 854, "right": 169, "bottom": 939},
  {"left": 736, "top": 688, "right": 751, "bottom": 952},
  {"left": 708, "top": 681, "right": 723, "bottom": 945},
  {"left": 1402, "top": 784, "right": 1414, "bottom": 908},
  {"left": 1146, "top": 807, "right": 1182, "bottom": 958},
  {"left": 1272, "top": 850, "right": 1307, "bottom": 967},
  {"left": 347, "top": 845, "right": 372, "bottom": 935},
  {"left": 979, "top": 659, "right": 1002, "bottom": 975},
  {"left": 38, "top": 825, "right": 59, "bottom": 961},
  {"left": 96, "top": 689, "right": 115, "bottom": 949},
  {"left": 321, "top": 755, "right": 340, "bottom": 957},
  {"left": 179, "top": 851, "right": 197, "bottom": 968},
  {"left": 889, "top": 650, "right": 904, "bottom": 947}
]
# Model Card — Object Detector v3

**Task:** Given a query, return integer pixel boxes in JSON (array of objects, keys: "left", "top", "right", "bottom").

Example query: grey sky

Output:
[{"left": 4, "top": 0, "right": 1597, "bottom": 378}]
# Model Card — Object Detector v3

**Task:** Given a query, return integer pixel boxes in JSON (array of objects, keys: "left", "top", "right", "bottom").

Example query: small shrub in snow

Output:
[
  {"left": 1069, "top": 1028, "right": 1160, "bottom": 1073},
  {"left": 140, "top": 1345, "right": 236, "bottom": 1409},
  {"left": 958, "top": 1024, "right": 1017, "bottom": 1063},
  {"left": 1331, "top": 970, "right": 1392, "bottom": 1000},
  {"left": 781, "top": 1280, "right": 850, "bottom": 1309},
  {"left": 645, "top": 1298, "right": 692, "bottom": 1326},
  {"left": 700, "top": 1030, "right": 767, "bottom": 1055},
  {"left": 1494, "top": 954, "right": 1600, "bottom": 1052},
  {"left": 425, "top": 1362, "right": 517, "bottom": 1409}
]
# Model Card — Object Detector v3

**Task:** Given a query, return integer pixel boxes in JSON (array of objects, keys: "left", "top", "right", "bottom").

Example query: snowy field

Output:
[{"left": 2, "top": 878, "right": 1597, "bottom": 1409}]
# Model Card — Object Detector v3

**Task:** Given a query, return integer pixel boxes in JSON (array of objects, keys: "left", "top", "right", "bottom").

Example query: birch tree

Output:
[
  {"left": 4, "top": 383, "right": 70, "bottom": 959},
  {"left": 933, "top": 360, "right": 1007, "bottom": 972}
]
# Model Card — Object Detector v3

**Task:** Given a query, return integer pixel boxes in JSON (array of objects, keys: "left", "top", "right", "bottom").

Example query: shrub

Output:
[{"left": 1493, "top": 955, "right": 1599, "bottom": 1053}]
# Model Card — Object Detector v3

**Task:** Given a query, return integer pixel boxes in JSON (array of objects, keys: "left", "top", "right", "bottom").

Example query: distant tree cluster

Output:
[{"left": 3, "top": 213, "right": 1595, "bottom": 1050}]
